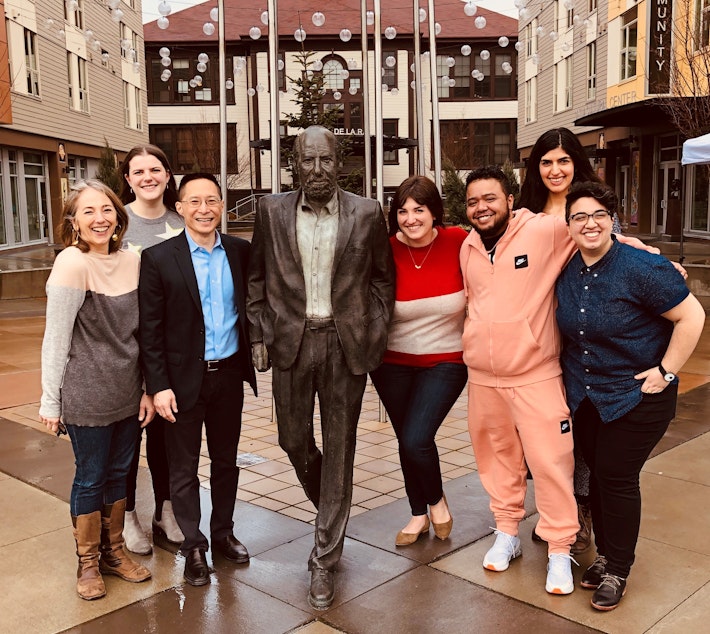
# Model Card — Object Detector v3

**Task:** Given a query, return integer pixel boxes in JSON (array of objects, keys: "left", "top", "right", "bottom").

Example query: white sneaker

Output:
[
  {"left": 546, "top": 553, "right": 578, "bottom": 595},
  {"left": 153, "top": 500, "right": 185, "bottom": 544},
  {"left": 483, "top": 529, "right": 522, "bottom": 571},
  {"left": 123, "top": 509, "right": 152, "bottom": 555}
]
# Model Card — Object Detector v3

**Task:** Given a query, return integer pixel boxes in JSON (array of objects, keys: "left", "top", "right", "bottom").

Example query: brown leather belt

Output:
[{"left": 305, "top": 318, "right": 335, "bottom": 329}]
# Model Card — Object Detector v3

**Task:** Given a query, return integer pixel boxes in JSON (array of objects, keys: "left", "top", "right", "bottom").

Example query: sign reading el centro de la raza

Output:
[
  {"left": 333, "top": 128, "right": 365, "bottom": 135},
  {"left": 648, "top": 0, "right": 672, "bottom": 94}
]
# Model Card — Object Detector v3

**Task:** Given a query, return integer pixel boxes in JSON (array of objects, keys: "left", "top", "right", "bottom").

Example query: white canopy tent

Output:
[
  {"left": 682, "top": 133, "right": 710, "bottom": 166},
  {"left": 679, "top": 133, "right": 710, "bottom": 262}
]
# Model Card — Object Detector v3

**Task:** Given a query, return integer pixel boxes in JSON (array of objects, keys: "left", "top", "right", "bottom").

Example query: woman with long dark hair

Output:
[{"left": 118, "top": 145, "right": 185, "bottom": 554}]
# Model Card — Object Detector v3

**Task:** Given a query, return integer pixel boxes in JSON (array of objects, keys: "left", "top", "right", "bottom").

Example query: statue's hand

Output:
[{"left": 251, "top": 342, "right": 271, "bottom": 372}]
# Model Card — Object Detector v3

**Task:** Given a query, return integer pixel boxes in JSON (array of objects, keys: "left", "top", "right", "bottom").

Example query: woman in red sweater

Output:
[{"left": 371, "top": 175, "right": 468, "bottom": 546}]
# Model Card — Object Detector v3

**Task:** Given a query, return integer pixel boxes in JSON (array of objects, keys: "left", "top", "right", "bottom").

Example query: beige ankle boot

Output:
[
  {"left": 152, "top": 500, "right": 184, "bottom": 545},
  {"left": 72, "top": 511, "right": 106, "bottom": 600},
  {"left": 123, "top": 509, "right": 152, "bottom": 555},
  {"left": 99, "top": 498, "right": 152, "bottom": 583}
]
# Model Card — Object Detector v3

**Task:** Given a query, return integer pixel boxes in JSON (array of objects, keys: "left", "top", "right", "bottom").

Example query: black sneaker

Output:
[
  {"left": 581, "top": 554, "right": 607, "bottom": 589},
  {"left": 591, "top": 573, "right": 626, "bottom": 611}
]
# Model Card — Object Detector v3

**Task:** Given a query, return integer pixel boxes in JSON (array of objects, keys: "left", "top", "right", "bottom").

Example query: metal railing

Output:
[{"left": 226, "top": 194, "right": 261, "bottom": 224}]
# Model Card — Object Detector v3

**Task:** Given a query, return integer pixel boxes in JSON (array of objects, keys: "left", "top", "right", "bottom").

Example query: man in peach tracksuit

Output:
[{"left": 460, "top": 166, "right": 579, "bottom": 595}]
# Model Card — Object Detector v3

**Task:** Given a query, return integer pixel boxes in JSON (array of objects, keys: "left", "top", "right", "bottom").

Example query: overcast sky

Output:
[{"left": 141, "top": 0, "right": 519, "bottom": 25}]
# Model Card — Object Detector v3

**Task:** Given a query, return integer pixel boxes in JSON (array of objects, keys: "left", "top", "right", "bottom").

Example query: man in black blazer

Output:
[
  {"left": 139, "top": 173, "right": 257, "bottom": 587},
  {"left": 247, "top": 126, "right": 395, "bottom": 609}
]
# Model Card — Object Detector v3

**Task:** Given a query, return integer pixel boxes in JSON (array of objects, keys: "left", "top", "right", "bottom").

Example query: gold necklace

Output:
[{"left": 406, "top": 237, "right": 436, "bottom": 269}]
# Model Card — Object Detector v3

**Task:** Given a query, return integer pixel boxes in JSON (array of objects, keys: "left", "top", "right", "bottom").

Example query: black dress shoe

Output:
[
  {"left": 308, "top": 568, "right": 334, "bottom": 610},
  {"left": 591, "top": 573, "right": 626, "bottom": 611},
  {"left": 213, "top": 535, "right": 249, "bottom": 563},
  {"left": 183, "top": 548, "right": 210, "bottom": 586}
]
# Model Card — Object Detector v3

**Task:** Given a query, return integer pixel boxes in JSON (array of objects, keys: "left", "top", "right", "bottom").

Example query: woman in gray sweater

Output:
[{"left": 39, "top": 180, "right": 153, "bottom": 600}]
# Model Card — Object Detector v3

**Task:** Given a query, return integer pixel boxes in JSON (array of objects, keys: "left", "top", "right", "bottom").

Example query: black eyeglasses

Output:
[{"left": 568, "top": 210, "right": 612, "bottom": 225}]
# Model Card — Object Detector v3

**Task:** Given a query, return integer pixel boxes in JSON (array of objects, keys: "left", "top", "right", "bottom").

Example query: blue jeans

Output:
[
  {"left": 371, "top": 362, "right": 467, "bottom": 516},
  {"left": 67, "top": 415, "right": 140, "bottom": 516}
]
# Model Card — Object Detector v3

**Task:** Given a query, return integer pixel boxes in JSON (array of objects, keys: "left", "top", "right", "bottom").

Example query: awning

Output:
[{"left": 574, "top": 98, "right": 695, "bottom": 128}]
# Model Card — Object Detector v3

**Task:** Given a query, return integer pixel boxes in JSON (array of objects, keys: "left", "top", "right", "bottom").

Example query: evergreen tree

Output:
[
  {"left": 442, "top": 159, "right": 467, "bottom": 226},
  {"left": 502, "top": 159, "right": 520, "bottom": 202},
  {"left": 95, "top": 139, "right": 122, "bottom": 194}
]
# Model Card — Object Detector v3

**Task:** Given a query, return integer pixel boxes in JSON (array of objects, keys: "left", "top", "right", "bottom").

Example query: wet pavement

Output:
[{"left": 1, "top": 297, "right": 709, "bottom": 633}]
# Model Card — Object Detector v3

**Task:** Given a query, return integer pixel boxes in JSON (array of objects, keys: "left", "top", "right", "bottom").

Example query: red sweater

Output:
[{"left": 383, "top": 226, "right": 468, "bottom": 367}]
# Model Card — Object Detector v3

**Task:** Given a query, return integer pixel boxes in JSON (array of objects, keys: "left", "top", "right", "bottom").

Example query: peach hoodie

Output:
[{"left": 460, "top": 209, "right": 576, "bottom": 387}]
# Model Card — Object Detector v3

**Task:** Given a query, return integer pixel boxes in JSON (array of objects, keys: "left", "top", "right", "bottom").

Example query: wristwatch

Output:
[{"left": 658, "top": 363, "right": 676, "bottom": 382}]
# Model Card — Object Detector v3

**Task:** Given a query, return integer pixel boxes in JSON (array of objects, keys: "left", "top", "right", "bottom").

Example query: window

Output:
[
  {"left": 440, "top": 120, "right": 516, "bottom": 170},
  {"left": 525, "top": 20, "right": 538, "bottom": 57},
  {"left": 122, "top": 82, "right": 142, "bottom": 130},
  {"left": 383, "top": 51, "right": 397, "bottom": 90},
  {"left": 437, "top": 51, "right": 515, "bottom": 100},
  {"left": 64, "top": 0, "right": 84, "bottom": 29},
  {"left": 323, "top": 59, "right": 345, "bottom": 90},
  {"left": 123, "top": 82, "right": 131, "bottom": 127},
  {"left": 278, "top": 52, "right": 286, "bottom": 91},
  {"left": 554, "top": 1, "right": 573, "bottom": 31},
  {"left": 135, "top": 87, "right": 143, "bottom": 131},
  {"left": 150, "top": 125, "right": 238, "bottom": 174},
  {"left": 383, "top": 119, "right": 398, "bottom": 164},
  {"left": 8, "top": 26, "right": 40, "bottom": 97},
  {"left": 553, "top": 58, "right": 572, "bottom": 112},
  {"left": 120, "top": 23, "right": 138, "bottom": 62},
  {"left": 525, "top": 76, "right": 537, "bottom": 123},
  {"left": 621, "top": 7, "right": 638, "bottom": 80},
  {"left": 698, "top": 0, "right": 710, "bottom": 48},
  {"left": 24, "top": 29, "right": 40, "bottom": 96},
  {"left": 691, "top": 164, "right": 710, "bottom": 231},
  {"left": 589, "top": 0, "right": 598, "bottom": 11},
  {"left": 587, "top": 42, "right": 597, "bottom": 101},
  {"left": 67, "top": 157, "right": 88, "bottom": 185},
  {"left": 148, "top": 52, "right": 232, "bottom": 105},
  {"left": 67, "top": 52, "right": 89, "bottom": 112}
]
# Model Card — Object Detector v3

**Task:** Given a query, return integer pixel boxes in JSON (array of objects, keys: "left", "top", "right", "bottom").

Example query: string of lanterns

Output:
[
  {"left": 150, "top": 1, "right": 527, "bottom": 99},
  {"left": 44, "top": 0, "right": 601, "bottom": 93}
]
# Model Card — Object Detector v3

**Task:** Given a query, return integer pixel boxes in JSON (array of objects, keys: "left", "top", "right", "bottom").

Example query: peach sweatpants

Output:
[{"left": 468, "top": 377, "right": 578, "bottom": 553}]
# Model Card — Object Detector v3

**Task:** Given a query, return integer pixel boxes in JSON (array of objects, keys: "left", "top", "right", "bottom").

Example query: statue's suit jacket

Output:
[
  {"left": 246, "top": 188, "right": 395, "bottom": 374},
  {"left": 139, "top": 231, "right": 257, "bottom": 411}
]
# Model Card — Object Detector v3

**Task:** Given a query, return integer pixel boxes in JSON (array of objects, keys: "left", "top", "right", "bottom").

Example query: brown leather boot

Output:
[
  {"left": 571, "top": 502, "right": 592, "bottom": 555},
  {"left": 99, "top": 498, "right": 152, "bottom": 583},
  {"left": 72, "top": 511, "right": 106, "bottom": 600}
]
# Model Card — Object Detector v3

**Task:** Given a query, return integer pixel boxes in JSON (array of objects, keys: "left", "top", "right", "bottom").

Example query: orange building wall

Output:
[{"left": 0, "top": 1, "right": 12, "bottom": 124}]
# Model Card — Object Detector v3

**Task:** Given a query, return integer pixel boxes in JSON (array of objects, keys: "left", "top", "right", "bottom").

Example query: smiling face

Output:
[
  {"left": 71, "top": 188, "right": 118, "bottom": 254},
  {"left": 539, "top": 146, "right": 575, "bottom": 196},
  {"left": 176, "top": 178, "right": 223, "bottom": 246},
  {"left": 296, "top": 127, "right": 338, "bottom": 207},
  {"left": 466, "top": 178, "right": 514, "bottom": 239},
  {"left": 397, "top": 197, "right": 435, "bottom": 246},
  {"left": 124, "top": 153, "right": 170, "bottom": 205},
  {"left": 567, "top": 196, "right": 614, "bottom": 262}
]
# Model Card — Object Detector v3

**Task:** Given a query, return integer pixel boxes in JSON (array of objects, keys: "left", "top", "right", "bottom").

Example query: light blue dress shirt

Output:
[{"left": 184, "top": 230, "right": 238, "bottom": 361}]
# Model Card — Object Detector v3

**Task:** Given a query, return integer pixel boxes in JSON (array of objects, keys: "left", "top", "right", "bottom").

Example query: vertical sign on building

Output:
[{"left": 648, "top": 0, "right": 673, "bottom": 94}]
